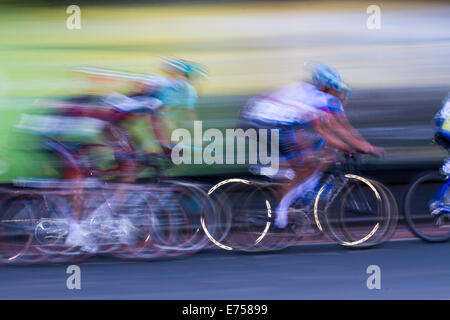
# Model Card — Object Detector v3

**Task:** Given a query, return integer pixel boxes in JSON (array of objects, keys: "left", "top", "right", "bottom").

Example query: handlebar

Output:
[
  {"left": 335, "top": 151, "right": 383, "bottom": 174},
  {"left": 342, "top": 150, "right": 384, "bottom": 161},
  {"left": 337, "top": 152, "right": 369, "bottom": 171}
]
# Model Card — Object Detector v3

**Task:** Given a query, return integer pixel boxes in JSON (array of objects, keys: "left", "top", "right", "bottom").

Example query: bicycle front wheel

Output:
[
  {"left": 0, "top": 193, "right": 40, "bottom": 263},
  {"left": 318, "top": 174, "right": 394, "bottom": 248},
  {"left": 403, "top": 171, "right": 450, "bottom": 242}
]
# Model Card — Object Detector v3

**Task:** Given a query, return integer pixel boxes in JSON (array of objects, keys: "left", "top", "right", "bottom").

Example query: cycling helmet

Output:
[
  {"left": 161, "top": 57, "right": 208, "bottom": 79},
  {"left": 308, "top": 61, "right": 351, "bottom": 94}
]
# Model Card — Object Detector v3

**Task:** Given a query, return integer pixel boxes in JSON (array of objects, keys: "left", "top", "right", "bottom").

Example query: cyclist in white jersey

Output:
[{"left": 240, "top": 62, "right": 384, "bottom": 228}]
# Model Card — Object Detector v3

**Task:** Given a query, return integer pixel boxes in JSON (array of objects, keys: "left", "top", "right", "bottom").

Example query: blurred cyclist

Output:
[
  {"left": 153, "top": 57, "right": 206, "bottom": 133},
  {"left": 76, "top": 57, "right": 207, "bottom": 154},
  {"left": 239, "top": 62, "right": 384, "bottom": 229},
  {"left": 433, "top": 93, "right": 450, "bottom": 175},
  {"left": 59, "top": 57, "right": 207, "bottom": 251}
]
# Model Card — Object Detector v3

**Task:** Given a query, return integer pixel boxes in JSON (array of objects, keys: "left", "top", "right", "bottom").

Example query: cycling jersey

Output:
[
  {"left": 140, "top": 75, "right": 197, "bottom": 109},
  {"left": 435, "top": 96, "right": 450, "bottom": 135},
  {"left": 156, "top": 80, "right": 197, "bottom": 110},
  {"left": 240, "top": 82, "right": 345, "bottom": 160},
  {"left": 241, "top": 82, "right": 344, "bottom": 128},
  {"left": 76, "top": 67, "right": 199, "bottom": 113},
  {"left": 268, "top": 82, "right": 345, "bottom": 116}
]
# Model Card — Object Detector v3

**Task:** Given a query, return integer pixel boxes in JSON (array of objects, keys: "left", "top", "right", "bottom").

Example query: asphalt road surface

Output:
[
  {"left": 0, "top": 238, "right": 449, "bottom": 299},
  {"left": 0, "top": 174, "right": 448, "bottom": 300}
]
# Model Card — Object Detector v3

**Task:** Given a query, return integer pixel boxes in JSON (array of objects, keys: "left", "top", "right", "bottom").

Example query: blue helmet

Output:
[
  {"left": 309, "top": 62, "right": 351, "bottom": 94},
  {"left": 161, "top": 57, "right": 208, "bottom": 79}
]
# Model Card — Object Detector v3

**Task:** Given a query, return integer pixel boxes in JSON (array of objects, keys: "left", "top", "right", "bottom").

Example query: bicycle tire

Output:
[
  {"left": 203, "top": 179, "right": 273, "bottom": 252},
  {"left": 403, "top": 171, "right": 450, "bottom": 242},
  {"left": 318, "top": 174, "right": 391, "bottom": 248}
]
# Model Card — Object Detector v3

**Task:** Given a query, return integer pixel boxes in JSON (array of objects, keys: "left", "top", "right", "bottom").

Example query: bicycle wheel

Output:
[
  {"left": 334, "top": 178, "right": 397, "bottom": 248},
  {"left": 199, "top": 182, "right": 233, "bottom": 248},
  {"left": 0, "top": 194, "right": 40, "bottom": 263},
  {"left": 364, "top": 179, "right": 398, "bottom": 246},
  {"left": 112, "top": 182, "right": 213, "bottom": 259},
  {"left": 203, "top": 179, "right": 274, "bottom": 252},
  {"left": 318, "top": 174, "right": 392, "bottom": 248},
  {"left": 32, "top": 191, "right": 94, "bottom": 263},
  {"left": 107, "top": 185, "right": 163, "bottom": 259},
  {"left": 0, "top": 184, "right": 96, "bottom": 264},
  {"left": 403, "top": 171, "right": 450, "bottom": 242},
  {"left": 167, "top": 181, "right": 219, "bottom": 254}
]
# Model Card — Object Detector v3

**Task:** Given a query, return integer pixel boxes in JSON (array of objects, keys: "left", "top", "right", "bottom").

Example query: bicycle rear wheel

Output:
[
  {"left": 203, "top": 179, "right": 274, "bottom": 252},
  {"left": 200, "top": 182, "right": 232, "bottom": 248},
  {"left": 403, "top": 171, "right": 450, "bottom": 242}
]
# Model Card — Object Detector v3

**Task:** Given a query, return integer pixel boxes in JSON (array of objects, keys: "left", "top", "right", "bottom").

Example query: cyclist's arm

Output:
[
  {"left": 311, "top": 116, "right": 355, "bottom": 153},
  {"left": 323, "top": 114, "right": 375, "bottom": 153},
  {"left": 335, "top": 114, "right": 371, "bottom": 145},
  {"left": 76, "top": 66, "right": 146, "bottom": 82},
  {"left": 76, "top": 67, "right": 167, "bottom": 93},
  {"left": 147, "top": 113, "right": 171, "bottom": 154}
]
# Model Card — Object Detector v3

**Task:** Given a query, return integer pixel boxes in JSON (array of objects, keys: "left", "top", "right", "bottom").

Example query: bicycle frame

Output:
[{"left": 311, "top": 154, "right": 381, "bottom": 232}]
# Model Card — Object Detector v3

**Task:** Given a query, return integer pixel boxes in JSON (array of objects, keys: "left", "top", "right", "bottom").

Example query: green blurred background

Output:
[{"left": 1, "top": 0, "right": 450, "bottom": 182}]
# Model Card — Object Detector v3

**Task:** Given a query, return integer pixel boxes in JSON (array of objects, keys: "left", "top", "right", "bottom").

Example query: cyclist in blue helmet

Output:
[
  {"left": 240, "top": 61, "right": 384, "bottom": 228},
  {"left": 311, "top": 61, "right": 351, "bottom": 104},
  {"left": 155, "top": 57, "right": 207, "bottom": 131}
]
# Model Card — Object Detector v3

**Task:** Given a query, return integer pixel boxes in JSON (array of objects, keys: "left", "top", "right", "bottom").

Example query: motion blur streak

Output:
[
  {"left": 1, "top": 1, "right": 450, "bottom": 181},
  {"left": 0, "top": 0, "right": 449, "bottom": 300}
]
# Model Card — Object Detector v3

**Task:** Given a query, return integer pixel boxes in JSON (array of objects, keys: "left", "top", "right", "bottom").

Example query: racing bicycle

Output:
[
  {"left": 403, "top": 134, "right": 450, "bottom": 242},
  {"left": 201, "top": 153, "right": 398, "bottom": 252}
]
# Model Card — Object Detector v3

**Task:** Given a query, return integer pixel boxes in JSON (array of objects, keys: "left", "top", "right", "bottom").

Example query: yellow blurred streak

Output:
[{"left": 1, "top": 1, "right": 449, "bottom": 98}]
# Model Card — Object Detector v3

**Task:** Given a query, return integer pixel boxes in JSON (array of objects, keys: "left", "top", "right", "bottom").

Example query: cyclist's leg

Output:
[
  {"left": 428, "top": 128, "right": 450, "bottom": 210},
  {"left": 277, "top": 127, "right": 323, "bottom": 201},
  {"left": 150, "top": 112, "right": 172, "bottom": 154},
  {"left": 114, "top": 151, "right": 139, "bottom": 183},
  {"left": 42, "top": 139, "right": 93, "bottom": 250},
  {"left": 102, "top": 121, "right": 139, "bottom": 183},
  {"left": 275, "top": 129, "right": 332, "bottom": 228},
  {"left": 45, "top": 139, "right": 85, "bottom": 219}
]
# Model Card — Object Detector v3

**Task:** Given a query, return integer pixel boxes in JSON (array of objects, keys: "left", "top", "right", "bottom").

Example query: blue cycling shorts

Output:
[
  {"left": 278, "top": 126, "right": 325, "bottom": 160},
  {"left": 239, "top": 118, "right": 326, "bottom": 162}
]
